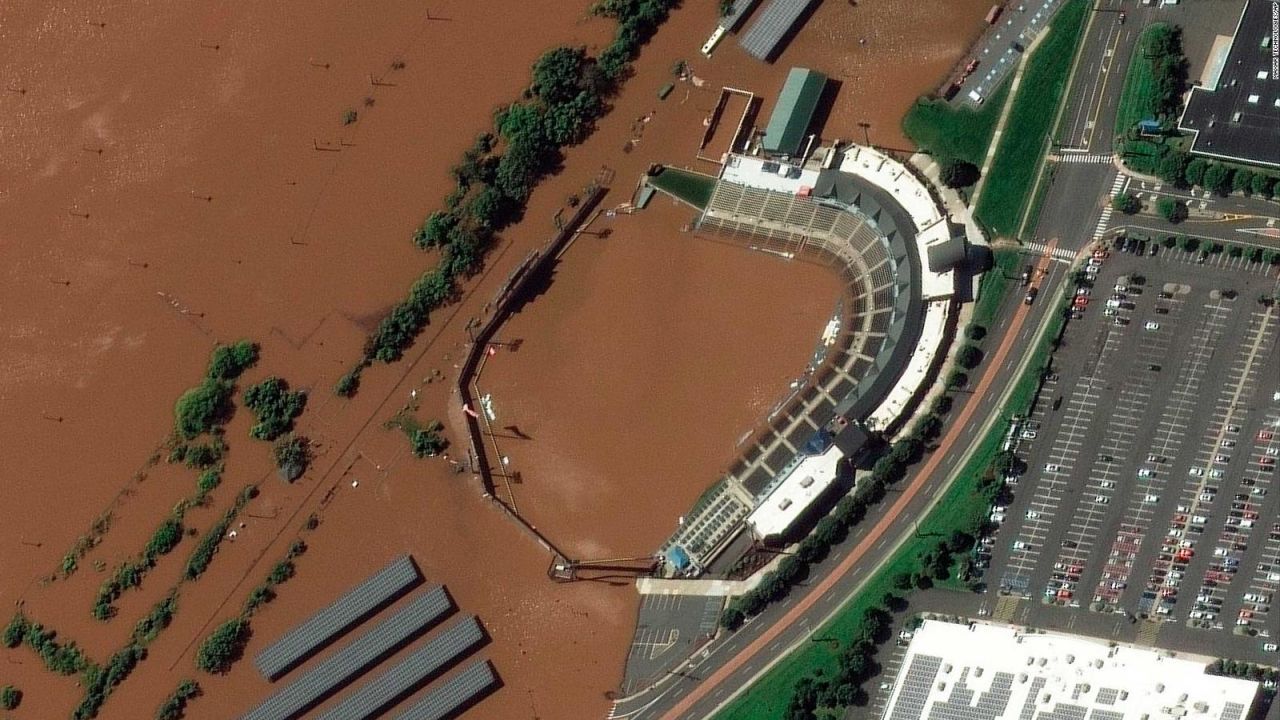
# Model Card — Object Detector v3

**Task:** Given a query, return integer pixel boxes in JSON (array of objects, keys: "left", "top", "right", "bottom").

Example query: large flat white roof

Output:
[
  {"left": 720, "top": 153, "right": 820, "bottom": 194},
  {"left": 885, "top": 621, "right": 1258, "bottom": 720},
  {"left": 747, "top": 444, "right": 842, "bottom": 538}
]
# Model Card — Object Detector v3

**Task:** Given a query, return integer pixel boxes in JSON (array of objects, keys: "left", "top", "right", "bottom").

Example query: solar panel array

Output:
[
  {"left": 886, "top": 654, "right": 942, "bottom": 720},
  {"left": 738, "top": 0, "right": 817, "bottom": 60},
  {"left": 393, "top": 661, "right": 498, "bottom": 720},
  {"left": 1094, "top": 688, "right": 1119, "bottom": 706},
  {"left": 255, "top": 554, "right": 421, "bottom": 680},
  {"left": 927, "top": 671, "right": 1015, "bottom": 720},
  {"left": 241, "top": 586, "right": 453, "bottom": 720},
  {"left": 314, "top": 617, "right": 485, "bottom": 720}
]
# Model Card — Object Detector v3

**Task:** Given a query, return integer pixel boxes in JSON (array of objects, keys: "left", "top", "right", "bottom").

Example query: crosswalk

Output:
[
  {"left": 1023, "top": 241, "right": 1078, "bottom": 261},
  {"left": 993, "top": 596, "right": 1022, "bottom": 623},
  {"left": 1091, "top": 173, "right": 1128, "bottom": 240},
  {"left": 1135, "top": 619, "right": 1162, "bottom": 647},
  {"left": 1053, "top": 152, "right": 1115, "bottom": 164}
]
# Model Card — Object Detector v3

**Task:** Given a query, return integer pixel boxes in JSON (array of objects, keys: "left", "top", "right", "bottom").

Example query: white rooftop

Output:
[
  {"left": 884, "top": 621, "right": 1258, "bottom": 720},
  {"left": 720, "top": 153, "right": 820, "bottom": 194},
  {"left": 747, "top": 444, "right": 842, "bottom": 539}
]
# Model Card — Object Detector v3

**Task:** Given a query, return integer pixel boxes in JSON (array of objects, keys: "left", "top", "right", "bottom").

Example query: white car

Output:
[
  {"left": 1210, "top": 469, "right": 1224, "bottom": 478},
  {"left": 1021, "top": 430, "right": 1038, "bottom": 439},
  {"left": 1013, "top": 540, "right": 1031, "bottom": 550},
  {"left": 1095, "top": 495, "right": 1110, "bottom": 504},
  {"left": 1046, "top": 463, "right": 1062, "bottom": 472},
  {"left": 1144, "top": 321, "right": 1160, "bottom": 330},
  {"left": 1026, "top": 510, "right": 1041, "bottom": 519},
  {"left": 1138, "top": 468, "right": 1153, "bottom": 478},
  {"left": 1265, "top": 643, "right": 1278, "bottom": 653},
  {"left": 1189, "top": 467, "right": 1205, "bottom": 477}
]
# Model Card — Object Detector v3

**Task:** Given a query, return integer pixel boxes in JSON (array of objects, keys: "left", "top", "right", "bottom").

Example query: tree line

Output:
[{"left": 337, "top": 0, "right": 680, "bottom": 397}]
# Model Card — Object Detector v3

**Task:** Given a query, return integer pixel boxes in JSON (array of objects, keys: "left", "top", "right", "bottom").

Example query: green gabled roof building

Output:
[{"left": 761, "top": 67, "right": 827, "bottom": 156}]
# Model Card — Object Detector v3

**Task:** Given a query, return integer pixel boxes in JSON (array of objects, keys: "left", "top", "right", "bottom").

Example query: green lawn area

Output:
[
  {"left": 902, "top": 80, "right": 1011, "bottom": 167},
  {"left": 971, "top": 250, "right": 1020, "bottom": 330},
  {"left": 1114, "top": 23, "right": 1170, "bottom": 143},
  {"left": 713, "top": 274, "right": 1060, "bottom": 720},
  {"left": 648, "top": 166, "right": 717, "bottom": 209},
  {"left": 974, "top": 0, "right": 1090, "bottom": 239}
]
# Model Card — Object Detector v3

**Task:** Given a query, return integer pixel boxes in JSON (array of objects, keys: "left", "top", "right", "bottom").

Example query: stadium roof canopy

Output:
[
  {"left": 1178, "top": 1, "right": 1280, "bottom": 168},
  {"left": 739, "top": 0, "right": 818, "bottom": 61},
  {"left": 885, "top": 621, "right": 1259, "bottom": 720},
  {"left": 761, "top": 68, "right": 827, "bottom": 155}
]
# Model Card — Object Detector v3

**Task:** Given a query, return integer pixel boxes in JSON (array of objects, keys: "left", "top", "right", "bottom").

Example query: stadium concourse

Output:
[
  {"left": 659, "top": 143, "right": 983, "bottom": 575},
  {"left": 885, "top": 620, "right": 1260, "bottom": 720}
]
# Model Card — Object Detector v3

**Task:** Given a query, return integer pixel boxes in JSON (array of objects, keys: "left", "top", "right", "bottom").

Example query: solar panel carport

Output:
[
  {"left": 393, "top": 661, "right": 499, "bottom": 720},
  {"left": 314, "top": 617, "right": 486, "bottom": 720},
  {"left": 255, "top": 554, "right": 421, "bottom": 681},
  {"left": 241, "top": 586, "right": 453, "bottom": 720}
]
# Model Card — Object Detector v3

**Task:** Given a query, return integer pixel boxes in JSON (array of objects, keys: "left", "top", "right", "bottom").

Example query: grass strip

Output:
[{"left": 974, "top": 0, "right": 1090, "bottom": 238}]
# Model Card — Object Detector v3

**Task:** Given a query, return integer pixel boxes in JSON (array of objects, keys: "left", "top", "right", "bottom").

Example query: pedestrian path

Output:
[
  {"left": 1092, "top": 173, "right": 1127, "bottom": 240},
  {"left": 1052, "top": 152, "right": 1115, "bottom": 164},
  {"left": 1022, "top": 241, "right": 1078, "bottom": 262}
]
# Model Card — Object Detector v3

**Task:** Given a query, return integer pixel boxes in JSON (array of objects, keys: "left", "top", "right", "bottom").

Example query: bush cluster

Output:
[
  {"left": 185, "top": 486, "right": 257, "bottom": 580},
  {"left": 4, "top": 613, "right": 92, "bottom": 676},
  {"left": 344, "top": 0, "right": 678, "bottom": 390},
  {"left": 272, "top": 434, "right": 312, "bottom": 481},
  {"left": 174, "top": 341, "right": 259, "bottom": 438},
  {"left": 242, "top": 377, "right": 307, "bottom": 441},
  {"left": 195, "top": 619, "right": 248, "bottom": 674},
  {"left": 1152, "top": 150, "right": 1280, "bottom": 199},
  {"left": 1, "top": 685, "right": 21, "bottom": 710},
  {"left": 155, "top": 680, "right": 200, "bottom": 720},
  {"left": 199, "top": 538, "right": 306, "bottom": 675},
  {"left": 93, "top": 516, "right": 186, "bottom": 620}
]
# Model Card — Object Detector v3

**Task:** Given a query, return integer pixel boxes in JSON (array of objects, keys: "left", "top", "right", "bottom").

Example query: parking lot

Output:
[{"left": 985, "top": 240, "right": 1280, "bottom": 644}]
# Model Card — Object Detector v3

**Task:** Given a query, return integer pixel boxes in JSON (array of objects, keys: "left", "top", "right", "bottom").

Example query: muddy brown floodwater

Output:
[
  {"left": 0, "top": 0, "right": 992, "bottom": 717},
  {"left": 479, "top": 200, "right": 845, "bottom": 560}
]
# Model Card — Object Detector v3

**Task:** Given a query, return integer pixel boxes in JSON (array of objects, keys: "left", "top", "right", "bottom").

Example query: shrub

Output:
[
  {"left": 409, "top": 421, "right": 449, "bottom": 458},
  {"left": 207, "top": 341, "right": 258, "bottom": 381},
  {"left": 272, "top": 435, "right": 312, "bottom": 481},
  {"left": 1156, "top": 197, "right": 1187, "bottom": 223},
  {"left": 342, "top": 109, "right": 358, "bottom": 125},
  {"left": 243, "top": 377, "right": 307, "bottom": 441},
  {"left": 155, "top": 680, "right": 200, "bottom": 720},
  {"left": 196, "top": 618, "right": 249, "bottom": 674},
  {"left": 197, "top": 467, "right": 222, "bottom": 494},
  {"left": 335, "top": 366, "right": 363, "bottom": 397},
  {"left": 965, "top": 324, "right": 986, "bottom": 341},
  {"left": 719, "top": 604, "right": 745, "bottom": 630},
  {"left": 174, "top": 379, "right": 233, "bottom": 439},
  {"left": 0, "top": 685, "right": 20, "bottom": 710},
  {"left": 1202, "top": 163, "right": 1233, "bottom": 196},
  {"left": 956, "top": 344, "right": 983, "bottom": 369},
  {"left": 268, "top": 560, "right": 296, "bottom": 585},
  {"left": 1111, "top": 192, "right": 1140, "bottom": 214},
  {"left": 145, "top": 518, "right": 185, "bottom": 562},
  {"left": 3, "top": 614, "right": 27, "bottom": 648}
]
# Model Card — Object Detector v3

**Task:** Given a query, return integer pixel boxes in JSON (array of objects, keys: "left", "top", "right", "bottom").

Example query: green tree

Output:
[
  {"left": 1250, "top": 173, "right": 1276, "bottom": 198},
  {"left": 0, "top": 685, "right": 21, "bottom": 710},
  {"left": 243, "top": 377, "right": 307, "bottom": 441},
  {"left": 1111, "top": 192, "right": 1141, "bottom": 215},
  {"left": 1232, "top": 169, "right": 1255, "bottom": 194},
  {"left": 195, "top": 618, "right": 248, "bottom": 674},
  {"left": 272, "top": 435, "right": 312, "bottom": 482},
  {"left": 413, "top": 210, "right": 457, "bottom": 249},
  {"left": 719, "top": 604, "right": 745, "bottom": 630},
  {"left": 1156, "top": 197, "right": 1187, "bottom": 223},
  {"left": 939, "top": 159, "right": 980, "bottom": 188},
  {"left": 174, "top": 379, "right": 233, "bottom": 439},
  {"left": 1202, "top": 163, "right": 1234, "bottom": 196},
  {"left": 956, "top": 344, "right": 983, "bottom": 369},
  {"left": 1156, "top": 151, "right": 1190, "bottom": 187},
  {"left": 530, "top": 46, "right": 596, "bottom": 106},
  {"left": 207, "top": 341, "right": 258, "bottom": 381},
  {"left": 1183, "top": 158, "right": 1208, "bottom": 187}
]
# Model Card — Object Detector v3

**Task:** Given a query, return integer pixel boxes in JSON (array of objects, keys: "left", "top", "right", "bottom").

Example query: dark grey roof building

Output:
[
  {"left": 255, "top": 555, "right": 421, "bottom": 681},
  {"left": 738, "top": 0, "right": 818, "bottom": 61},
  {"left": 314, "top": 617, "right": 486, "bottom": 720},
  {"left": 1178, "top": 1, "right": 1280, "bottom": 168},
  {"left": 241, "top": 587, "right": 454, "bottom": 720}
]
